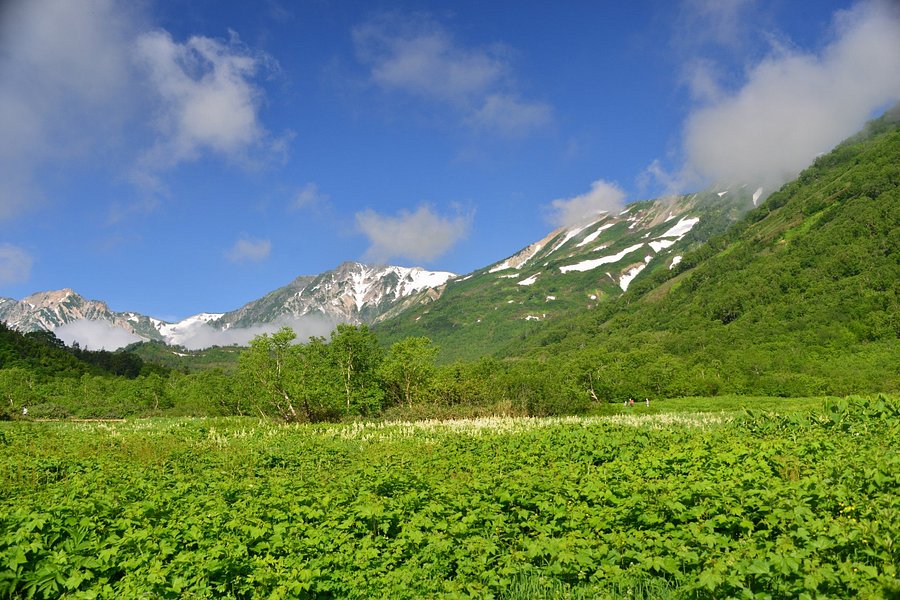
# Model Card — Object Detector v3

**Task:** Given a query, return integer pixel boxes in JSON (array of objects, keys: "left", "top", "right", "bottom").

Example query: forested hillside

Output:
[
  {"left": 513, "top": 112, "right": 899, "bottom": 398},
  {"left": 376, "top": 187, "right": 757, "bottom": 362}
]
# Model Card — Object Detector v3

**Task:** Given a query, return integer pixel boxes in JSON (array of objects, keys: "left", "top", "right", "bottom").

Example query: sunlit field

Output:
[{"left": 2, "top": 396, "right": 897, "bottom": 598}]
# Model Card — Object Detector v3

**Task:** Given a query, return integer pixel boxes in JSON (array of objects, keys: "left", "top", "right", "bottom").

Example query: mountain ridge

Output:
[
  {"left": 1, "top": 185, "right": 760, "bottom": 354},
  {"left": 0, "top": 262, "right": 456, "bottom": 348},
  {"left": 375, "top": 185, "right": 759, "bottom": 361}
]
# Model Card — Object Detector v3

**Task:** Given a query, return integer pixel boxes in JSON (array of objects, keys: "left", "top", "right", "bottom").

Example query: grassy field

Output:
[{"left": 1, "top": 396, "right": 897, "bottom": 598}]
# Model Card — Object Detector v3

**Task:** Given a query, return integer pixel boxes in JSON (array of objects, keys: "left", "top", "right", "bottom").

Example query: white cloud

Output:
[
  {"left": 683, "top": 0, "right": 900, "bottom": 189},
  {"left": 468, "top": 94, "right": 553, "bottom": 138},
  {"left": 677, "top": 0, "right": 757, "bottom": 50},
  {"left": 354, "top": 17, "right": 505, "bottom": 103},
  {"left": 549, "top": 180, "right": 627, "bottom": 227},
  {"left": 133, "top": 29, "right": 277, "bottom": 170},
  {"left": 0, "top": 0, "right": 135, "bottom": 219},
  {"left": 55, "top": 320, "right": 143, "bottom": 351},
  {"left": 291, "top": 182, "right": 330, "bottom": 211},
  {"left": 0, "top": 0, "right": 285, "bottom": 220},
  {"left": 352, "top": 14, "right": 551, "bottom": 137},
  {"left": 356, "top": 204, "right": 471, "bottom": 263},
  {"left": 0, "top": 244, "right": 34, "bottom": 285},
  {"left": 226, "top": 237, "right": 272, "bottom": 263},
  {"left": 165, "top": 316, "right": 338, "bottom": 350}
]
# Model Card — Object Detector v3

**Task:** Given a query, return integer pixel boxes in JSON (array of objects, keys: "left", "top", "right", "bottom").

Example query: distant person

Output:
[
  {"left": 645, "top": 398, "right": 650, "bottom": 407},
  {"left": 629, "top": 398, "right": 635, "bottom": 407},
  {"left": 21, "top": 407, "right": 27, "bottom": 416}
]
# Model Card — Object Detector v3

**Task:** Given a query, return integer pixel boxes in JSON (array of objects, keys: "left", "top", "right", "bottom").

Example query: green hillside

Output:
[
  {"left": 510, "top": 112, "right": 899, "bottom": 398},
  {"left": 126, "top": 340, "right": 243, "bottom": 373},
  {"left": 376, "top": 187, "right": 757, "bottom": 362}
]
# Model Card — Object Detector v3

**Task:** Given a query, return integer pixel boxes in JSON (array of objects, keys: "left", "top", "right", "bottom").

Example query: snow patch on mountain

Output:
[
  {"left": 659, "top": 217, "right": 699, "bottom": 238},
  {"left": 559, "top": 243, "right": 645, "bottom": 274},
  {"left": 649, "top": 238, "right": 677, "bottom": 252},
  {"left": 619, "top": 263, "right": 647, "bottom": 291},
  {"left": 547, "top": 224, "right": 590, "bottom": 255},
  {"left": 158, "top": 313, "right": 224, "bottom": 342},
  {"left": 517, "top": 273, "right": 539, "bottom": 286},
  {"left": 577, "top": 222, "right": 615, "bottom": 247},
  {"left": 752, "top": 187, "right": 764, "bottom": 206}
]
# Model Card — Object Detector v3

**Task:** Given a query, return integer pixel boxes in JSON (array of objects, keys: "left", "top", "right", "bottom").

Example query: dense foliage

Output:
[
  {"left": 126, "top": 341, "right": 243, "bottom": 373},
  {"left": 507, "top": 114, "right": 899, "bottom": 398},
  {"left": 0, "top": 321, "right": 584, "bottom": 421},
  {"left": 1, "top": 397, "right": 897, "bottom": 598}
]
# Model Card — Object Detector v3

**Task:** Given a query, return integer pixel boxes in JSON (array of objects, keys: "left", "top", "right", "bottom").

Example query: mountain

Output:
[
  {"left": 0, "top": 263, "right": 456, "bottom": 348},
  {"left": 0, "top": 289, "right": 166, "bottom": 342},
  {"left": 214, "top": 262, "right": 455, "bottom": 329},
  {"left": 375, "top": 186, "right": 759, "bottom": 361},
  {"left": 506, "top": 110, "right": 899, "bottom": 397}
]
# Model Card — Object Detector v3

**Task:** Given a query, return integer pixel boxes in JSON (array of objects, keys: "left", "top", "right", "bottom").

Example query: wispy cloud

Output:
[
  {"left": 356, "top": 204, "right": 471, "bottom": 263},
  {"left": 467, "top": 94, "right": 553, "bottom": 139},
  {"left": 226, "top": 237, "right": 272, "bottom": 263},
  {"left": 352, "top": 13, "right": 552, "bottom": 137},
  {"left": 676, "top": 0, "right": 758, "bottom": 51},
  {"left": 290, "top": 182, "right": 330, "bottom": 211},
  {"left": 0, "top": 0, "right": 135, "bottom": 220},
  {"left": 548, "top": 180, "right": 626, "bottom": 227},
  {"left": 0, "top": 243, "right": 34, "bottom": 285}
]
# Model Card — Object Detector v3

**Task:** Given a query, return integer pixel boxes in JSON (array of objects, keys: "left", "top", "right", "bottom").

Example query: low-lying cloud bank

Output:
[
  {"left": 167, "top": 316, "right": 339, "bottom": 351},
  {"left": 55, "top": 320, "right": 143, "bottom": 351},
  {"left": 54, "top": 316, "right": 342, "bottom": 352},
  {"left": 683, "top": 0, "right": 900, "bottom": 189}
]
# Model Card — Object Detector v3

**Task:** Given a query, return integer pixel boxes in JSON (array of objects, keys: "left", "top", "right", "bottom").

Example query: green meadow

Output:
[{"left": 2, "top": 396, "right": 897, "bottom": 598}]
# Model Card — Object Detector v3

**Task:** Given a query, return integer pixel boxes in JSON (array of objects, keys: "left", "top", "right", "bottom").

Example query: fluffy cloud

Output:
[
  {"left": 133, "top": 30, "right": 276, "bottom": 169},
  {"left": 549, "top": 180, "right": 627, "bottom": 227},
  {"left": 352, "top": 14, "right": 552, "bottom": 137},
  {"left": 683, "top": 0, "right": 900, "bottom": 189},
  {"left": 0, "top": 0, "right": 284, "bottom": 219},
  {"left": 356, "top": 204, "right": 471, "bottom": 263},
  {"left": 54, "top": 320, "right": 143, "bottom": 351},
  {"left": 0, "top": 244, "right": 34, "bottom": 285},
  {"left": 226, "top": 237, "right": 272, "bottom": 263}
]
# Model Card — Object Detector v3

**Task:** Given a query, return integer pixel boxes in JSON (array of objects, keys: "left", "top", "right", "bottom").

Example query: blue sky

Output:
[{"left": 1, "top": 0, "right": 898, "bottom": 320}]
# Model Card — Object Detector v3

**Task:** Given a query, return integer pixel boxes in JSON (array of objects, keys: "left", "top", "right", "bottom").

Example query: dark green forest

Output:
[{"left": 1, "top": 113, "right": 897, "bottom": 421}]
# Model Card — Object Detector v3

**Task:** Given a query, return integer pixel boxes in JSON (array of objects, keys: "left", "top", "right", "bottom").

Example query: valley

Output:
[{"left": 0, "top": 20, "right": 897, "bottom": 597}]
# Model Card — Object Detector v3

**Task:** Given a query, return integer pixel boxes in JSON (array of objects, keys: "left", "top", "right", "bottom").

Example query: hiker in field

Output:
[
  {"left": 629, "top": 398, "right": 635, "bottom": 407},
  {"left": 645, "top": 398, "right": 650, "bottom": 407}
]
